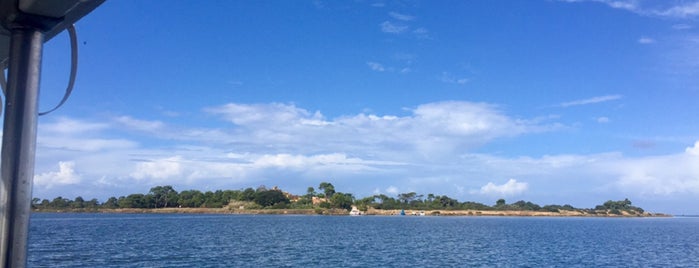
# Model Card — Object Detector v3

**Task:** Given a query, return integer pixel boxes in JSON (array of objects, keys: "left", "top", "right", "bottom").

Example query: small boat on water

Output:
[
  {"left": 349, "top": 206, "right": 362, "bottom": 216},
  {"left": 400, "top": 209, "right": 406, "bottom": 216}
]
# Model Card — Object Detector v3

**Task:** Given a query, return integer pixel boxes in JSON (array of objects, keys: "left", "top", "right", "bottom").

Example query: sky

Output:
[{"left": 17, "top": 0, "right": 699, "bottom": 214}]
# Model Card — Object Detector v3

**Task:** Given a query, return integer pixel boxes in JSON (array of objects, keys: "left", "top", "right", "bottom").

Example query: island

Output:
[{"left": 31, "top": 182, "right": 670, "bottom": 217}]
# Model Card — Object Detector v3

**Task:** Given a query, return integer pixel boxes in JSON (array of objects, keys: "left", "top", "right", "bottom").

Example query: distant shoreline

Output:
[{"left": 32, "top": 207, "right": 672, "bottom": 217}]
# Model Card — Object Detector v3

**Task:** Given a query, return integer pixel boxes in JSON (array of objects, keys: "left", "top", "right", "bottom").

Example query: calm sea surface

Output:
[{"left": 27, "top": 213, "right": 699, "bottom": 267}]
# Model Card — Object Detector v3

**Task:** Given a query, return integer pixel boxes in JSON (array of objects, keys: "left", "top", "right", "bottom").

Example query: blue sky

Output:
[{"left": 25, "top": 0, "right": 699, "bottom": 214}]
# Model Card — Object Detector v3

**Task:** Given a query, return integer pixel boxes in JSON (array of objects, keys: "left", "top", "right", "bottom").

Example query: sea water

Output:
[{"left": 27, "top": 213, "right": 699, "bottom": 267}]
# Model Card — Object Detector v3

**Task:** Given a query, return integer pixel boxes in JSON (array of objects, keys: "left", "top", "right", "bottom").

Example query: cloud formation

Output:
[
  {"left": 638, "top": 37, "right": 656, "bottom": 44},
  {"left": 389, "top": 12, "right": 414, "bottom": 21},
  {"left": 30, "top": 99, "right": 699, "bottom": 214},
  {"left": 131, "top": 156, "right": 184, "bottom": 180},
  {"left": 34, "top": 161, "right": 81, "bottom": 189},
  {"left": 367, "top": 61, "right": 386, "bottom": 72},
  {"left": 412, "top": 27, "right": 430, "bottom": 39},
  {"left": 609, "top": 146, "right": 699, "bottom": 195},
  {"left": 439, "top": 72, "right": 469, "bottom": 85},
  {"left": 561, "top": 0, "right": 699, "bottom": 19},
  {"left": 477, "top": 179, "right": 529, "bottom": 196},
  {"left": 686, "top": 141, "right": 699, "bottom": 155},
  {"left": 204, "top": 101, "right": 556, "bottom": 159},
  {"left": 380, "top": 21, "right": 408, "bottom": 34},
  {"left": 557, "top": 95, "right": 623, "bottom": 107},
  {"left": 32, "top": 101, "right": 561, "bottom": 197}
]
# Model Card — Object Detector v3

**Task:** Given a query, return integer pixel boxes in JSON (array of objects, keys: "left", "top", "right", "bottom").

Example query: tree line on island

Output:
[{"left": 32, "top": 182, "right": 647, "bottom": 215}]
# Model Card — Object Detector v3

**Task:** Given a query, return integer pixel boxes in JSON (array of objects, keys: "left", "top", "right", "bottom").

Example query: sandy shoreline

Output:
[{"left": 32, "top": 207, "right": 671, "bottom": 217}]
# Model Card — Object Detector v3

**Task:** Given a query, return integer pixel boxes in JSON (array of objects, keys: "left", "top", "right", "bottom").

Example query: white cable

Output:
[
  {"left": 1, "top": 62, "right": 6, "bottom": 116},
  {"left": 0, "top": 25, "right": 78, "bottom": 116},
  {"left": 0, "top": 63, "right": 6, "bottom": 95},
  {"left": 39, "top": 24, "right": 78, "bottom": 116}
]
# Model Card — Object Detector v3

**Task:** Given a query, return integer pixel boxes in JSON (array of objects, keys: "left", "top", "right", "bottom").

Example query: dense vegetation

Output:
[{"left": 32, "top": 183, "right": 647, "bottom": 215}]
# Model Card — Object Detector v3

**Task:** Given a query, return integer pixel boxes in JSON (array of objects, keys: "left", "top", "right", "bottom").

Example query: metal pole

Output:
[{"left": 0, "top": 27, "right": 43, "bottom": 268}]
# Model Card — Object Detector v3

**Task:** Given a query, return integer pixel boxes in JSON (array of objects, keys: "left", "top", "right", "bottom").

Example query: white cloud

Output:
[
  {"left": 557, "top": 94, "right": 622, "bottom": 107},
  {"left": 412, "top": 102, "right": 517, "bottom": 136},
  {"left": 32, "top": 102, "right": 560, "bottom": 198},
  {"left": 39, "top": 137, "right": 137, "bottom": 152},
  {"left": 686, "top": 141, "right": 699, "bottom": 155},
  {"left": 412, "top": 27, "right": 430, "bottom": 39},
  {"left": 672, "top": 24, "right": 693, "bottom": 30},
  {"left": 38, "top": 117, "right": 139, "bottom": 152},
  {"left": 114, "top": 116, "right": 165, "bottom": 132},
  {"left": 367, "top": 61, "right": 407, "bottom": 73},
  {"left": 205, "top": 102, "right": 324, "bottom": 127},
  {"left": 131, "top": 156, "right": 184, "bottom": 180},
  {"left": 204, "top": 101, "right": 556, "bottom": 158},
  {"left": 609, "top": 150, "right": 699, "bottom": 195},
  {"left": 251, "top": 153, "right": 397, "bottom": 171},
  {"left": 380, "top": 21, "right": 408, "bottom": 34},
  {"left": 638, "top": 37, "right": 655, "bottom": 44},
  {"left": 657, "top": 2, "right": 699, "bottom": 18},
  {"left": 366, "top": 61, "right": 386, "bottom": 72},
  {"left": 596, "top": 117, "right": 610, "bottom": 123},
  {"left": 31, "top": 106, "right": 699, "bottom": 214},
  {"left": 385, "top": 186, "right": 399, "bottom": 195},
  {"left": 389, "top": 12, "right": 414, "bottom": 21},
  {"left": 35, "top": 161, "right": 81, "bottom": 188},
  {"left": 477, "top": 179, "right": 528, "bottom": 196},
  {"left": 41, "top": 117, "right": 108, "bottom": 134},
  {"left": 561, "top": 0, "right": 699, "bottom": 19},
  {"left": 439, "top": 72, "right": 469, "bottom": 84}
]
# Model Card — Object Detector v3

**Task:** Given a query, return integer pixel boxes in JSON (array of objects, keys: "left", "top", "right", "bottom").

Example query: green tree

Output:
[
  {"left": 398, "top": 192, "right": 417, "bottom": 204},
  {"left": 178, "top": 190, "right": 204, "bottom": 207},
  {"left": 85, "top": 198, "right": 100, "bottom": 209},
  {"left": 241, "top": 188, "right": 256, "bottom": 201},
  {"left": 39, "top": 199, "right": 50, "bottom": 209},
  {"left": 372, "top": 194, "right": 399, "bottom": 210},
  {"left": 119, "top": 194, "right": 148, "bottom": 208},
  {"left": 435, "top": 195, "right": 458, "bottom": 209},
  {"left": 510, "top": 200, "right": 541, "bottom": 211},
  {"left": 602, "top": 198, "right": 632, "bottom": 210},
  {"left": 355, "top": 196, "right": 375, "bottom": 211},
  {"left": 221, "top": 190, "right": 241, "bottom": 204},
  {"left": 31, "top": 198, "right": 41, "bottom": 209},
  {"left": 318, "top": 182, "right": 335, "bottom": 198},
  {"left": 71, "top": 196, "right": 85, "bottom": 209},
  {"left": 50, "top": 196, "right": 70, "bottom": 209},
  {"left": 253, "top": 190, "right": 290, "bottom": 207},
  {"left": 427, "top": 193, "right": 435, "bottom": 203},
  {"left": 330, "top": 192, "right": 354, "bottom": 210},
  {"left": 149, "top": 185, "right": 178, "bottom": 208},
  {"left": 597, "top": 198, "right": 643, "bottom": 214},
  {"left": 461, "top": 201, "right": 491, "bottom": 210},
  {"left": 103, "top": 197, "right": 119, "bottom": 209},
  {"left": 542, "top": 205, "right": 562, "bottom": 212},
  {"left": 495, "top": 199, "right": 507, "bottom": 209},
  {"left": 306, "top": 187, "right": 316, "bottom": 198}
]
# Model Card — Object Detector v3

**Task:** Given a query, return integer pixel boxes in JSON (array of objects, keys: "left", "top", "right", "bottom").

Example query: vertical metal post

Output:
[{"left": 0, "top": 27, "right": 43, "bottom": 268}]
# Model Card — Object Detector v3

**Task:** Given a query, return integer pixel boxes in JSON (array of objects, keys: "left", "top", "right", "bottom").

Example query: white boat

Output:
[{"left": 349, "top": 206, "right": 362, "bottom": 216}]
